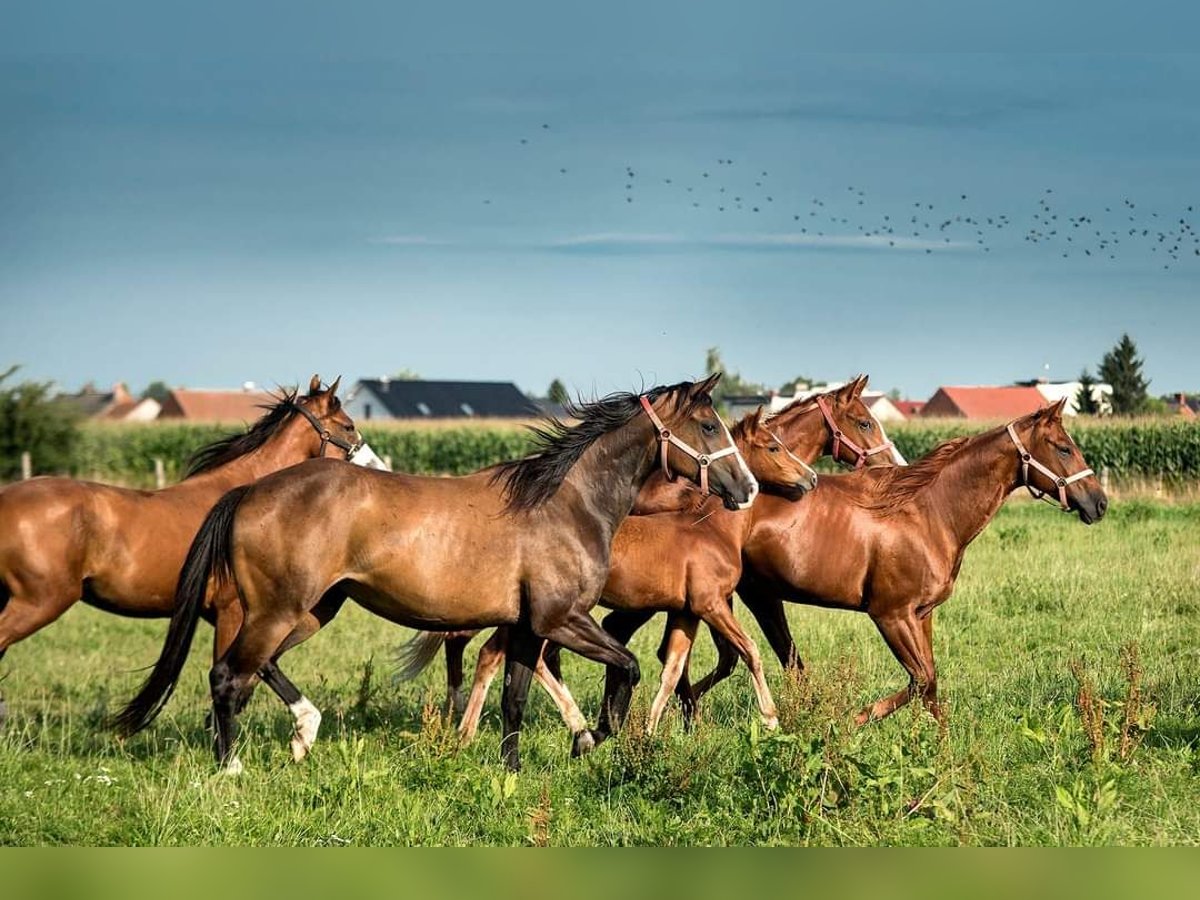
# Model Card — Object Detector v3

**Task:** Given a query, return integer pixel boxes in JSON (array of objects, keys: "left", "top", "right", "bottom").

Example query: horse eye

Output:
[
  {"left": 1057, "top": 445, "right": 1070, "bottom": 457},
  {"left": 859, "top": 420, "right": 872, "bottom": 431},
  {"left": 702, "top": 422, "right": 717, "bottom": 435},
  {"left": 768, "top": 445, "right": 780, "bottom": 453}
]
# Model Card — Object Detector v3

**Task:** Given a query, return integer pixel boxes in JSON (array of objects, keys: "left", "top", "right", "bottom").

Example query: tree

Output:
[
  {"left": 1098, "top": 334, "right": 1150, "bottom": 415},
  {"left": 141, "top": 380, "right": 171, "bottom": 403},
  {"left": 779, "top": 374, "right": 813, "bottom": 395},
  {"left": 0, "top": 366, "right": 81, "bottom": 480},
  {"left": 390, "top": 368, "right": 421, "bottom": 381},
  {"left": 1075, "top": 369, "right": 1100, "bottom": 415},
  {"left": 703, "top": 347, "right": 764, "bottom": 408},
  {"left": 546, "top": 378, "right": 569, "bottom": 405}
]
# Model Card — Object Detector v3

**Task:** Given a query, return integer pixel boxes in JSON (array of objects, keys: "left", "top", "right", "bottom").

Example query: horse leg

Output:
[
  {"left": 647, "top": 612, "right": 700, "bottom": 732},
  {"left": 499, "top": 620, "right": 540, "bottom": 772},
  {"left": 459, "top": 627, "right": 508, "bottom": 744},
  {"left": 682, "top": 617, "right": 740, "bottom": 713},
  {"left": 533, "top": 609, "right": 641, "bottom": 751},
  {"left": 0, "top": 575, "right": 79, "bottom": 725},
  {"left": 444, "top": 634, "right": 471, "bottom": 717},
  {"left": 694, "top": 594, "right": 779, "bottom": 729},
  {"left": 919, "top": 612, "right": 941, "bottom": 721},
  {"left": 856, "top": 610, "right": 937, "bottom": 726},
  {"left": 743, "top": 592, "right": 802, "bottom": 673},
  {"left": 593, "top": 607, "right": 655, "bottom": 735},
  {"left": 257, "top": 594, "right": 347, "bottom": 762},
  {"left": 524, "top": 641, "right": 593, "bottom": 748}
]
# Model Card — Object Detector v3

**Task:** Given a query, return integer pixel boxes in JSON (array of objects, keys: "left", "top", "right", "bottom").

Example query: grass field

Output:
[{"left": 1, "top": 498, "right": 1199, "bottom": 845}]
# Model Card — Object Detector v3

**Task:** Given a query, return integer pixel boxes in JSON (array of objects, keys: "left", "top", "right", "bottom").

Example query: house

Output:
[
  {"left": 921, "top": 386, "right": 1048, "bottom": 420},
  {"left": 1166, "top": 393, "right": 1200, "bottom": 419},
  {"left": 861, "top": 394, "right": 908, "bottom": 423},
  {"left": 343, "top": 378, "right": 540, "bottom": 421},
  {"left": 58, "top": 382, "right": 161, "bottom": 422},
  {"left": 725, "top": 381, "right": 910, "bottom": 423},
  {"left": 158, "top": 385, "right": 278, "bottom": 422},
  {"left": 722, "top": 393, "right": 774, "bottom": 421},
  {"left": 1016, "top": 379, "right": 1113, "bottom": 416},
  {"left": 894, "top": 399, "right": 926, "bottom": 419}
]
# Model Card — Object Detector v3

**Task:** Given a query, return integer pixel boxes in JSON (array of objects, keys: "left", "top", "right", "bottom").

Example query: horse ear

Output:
[
  {"left": 752, "top": 405, "right": 766, "bottom": 429},
  {"left": 327, "top": 375, "right": 342, "bottom": 397},
  {"left": 308, "top": 374, "right": 322, "bottom": 396},
  {"left": 852, "top": 374, "right": 869, "bottom": 397},
  {"left": 1049, "top": 396, "right": 1068, "bottom": 421},
  {"left": 694, "top": 372, "right": 722, "bottom": 397}
]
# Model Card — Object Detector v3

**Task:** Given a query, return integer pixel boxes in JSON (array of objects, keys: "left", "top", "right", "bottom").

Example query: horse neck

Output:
[
  {"left": 768, "top": 404, "right": 826, "bottom": 463},
  {"left": 920, "top": 426, "right": 1022, "bottom": 547},
  {"left": 182, "top": 418, "right": 318, "bottom": 493},
  {"left": 560, "top": 417, "right": 659, "bottom": 537}
]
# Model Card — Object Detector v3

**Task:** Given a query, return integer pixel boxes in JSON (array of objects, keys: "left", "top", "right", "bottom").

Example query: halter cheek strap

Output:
[
  {"left": 639, "top": 395, "right": 741, "bottom": 496},
  {"left": 1006, "top": 422, "right": 1094, "bottom": 511},
  {"left": 294, "top": 403, "right": 363, "bottom": 460},
  {"left": 815, "top": 396, "right": 895, "bottom": 469}
]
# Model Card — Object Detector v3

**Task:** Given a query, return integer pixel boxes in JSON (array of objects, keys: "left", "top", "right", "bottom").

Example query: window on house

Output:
[{"left": 363, "top": 403, "right": 372, "bottom": 420}]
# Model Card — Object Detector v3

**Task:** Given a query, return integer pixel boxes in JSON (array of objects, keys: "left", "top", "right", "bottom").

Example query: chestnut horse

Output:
[
  {"left": 115, "top": 375, "right": 758, "bottom": 772},
  {"left": 680, "top": 398, "right": 1107, "bottom": 725},
  {"left": 0, "top": 376, "right": 382, "bottom": 738},
  {"left": 397, "top": 375, "right": 903, "bottom": 739}
]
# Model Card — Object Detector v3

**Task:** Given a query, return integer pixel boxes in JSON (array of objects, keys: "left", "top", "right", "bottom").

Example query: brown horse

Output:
[
  {"left": 115, "top": 375, "right": 759, "bottom": 772},
  {"left": 0, "top": 375, "right": 378, "bottom": 742},
  {"left": 397, "top": 375, "right": 902, "bottom": 739},
  {"left": 680, "top": 398, "right": 1107, "bottom": 725}
]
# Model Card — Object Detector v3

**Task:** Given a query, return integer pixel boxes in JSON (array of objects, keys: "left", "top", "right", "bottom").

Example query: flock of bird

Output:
[{"left": 501, "top": 124, "right": 1198, "bottom": 269}]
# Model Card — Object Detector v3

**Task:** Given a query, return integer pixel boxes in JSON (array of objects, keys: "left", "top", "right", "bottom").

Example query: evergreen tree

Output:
[
  {"left": 546, "top": 378, "right": 569, "bottom": 406},
  {"left": 1098, "top": 334, "right": 1150, "bottom": 415},
  {"left": 703, "top": 347, "right": 764, "bottom": 406},
  {"left": 1075, "top": 369, "right": 1100, "bottom": 415}
]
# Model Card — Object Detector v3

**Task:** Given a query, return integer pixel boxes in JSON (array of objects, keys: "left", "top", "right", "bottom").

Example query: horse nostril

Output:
[{"left": 1097, "top": 497, "right": 1108, "bottom": 517}]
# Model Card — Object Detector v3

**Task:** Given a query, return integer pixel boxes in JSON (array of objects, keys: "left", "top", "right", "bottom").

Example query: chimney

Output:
[
  {"left": 112, "top": 382, "right": 132, "bottom": 404},
  {"left": 380, "top": 375, "right": 391, "bottom": 393}
]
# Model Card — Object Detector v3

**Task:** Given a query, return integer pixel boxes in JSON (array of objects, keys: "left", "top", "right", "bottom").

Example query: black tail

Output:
[{"left": 111, "top": 484, "right": 252, "bottom": 736}]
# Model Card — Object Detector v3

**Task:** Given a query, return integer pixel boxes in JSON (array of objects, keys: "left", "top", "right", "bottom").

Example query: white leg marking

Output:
[
  {"left": 289, "top": 696, "right": 322, "bottom": 762},
  {"left": 221, "top": 756, "right": 244, "bottom": 777}
]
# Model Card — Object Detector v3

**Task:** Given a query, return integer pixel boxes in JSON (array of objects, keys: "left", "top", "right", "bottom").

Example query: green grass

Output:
[{"left": 2, "top": 499, "right": 1199, "bottom": 845}]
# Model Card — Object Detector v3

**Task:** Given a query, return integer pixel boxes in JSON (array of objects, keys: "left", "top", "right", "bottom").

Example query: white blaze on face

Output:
[
  {"left": 718, "top": 417, "right": 759, "bottom": 509},
  {"left": 873, "top": 417, "right": 909, "bottom": 466},
  {"left": 348, "top": 442, "right": 390, "bottom": 471}
]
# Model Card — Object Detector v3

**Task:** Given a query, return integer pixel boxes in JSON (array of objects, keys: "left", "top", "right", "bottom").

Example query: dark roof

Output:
[{"left": 357, "top": 379, "right": 539, "bottom": 418}]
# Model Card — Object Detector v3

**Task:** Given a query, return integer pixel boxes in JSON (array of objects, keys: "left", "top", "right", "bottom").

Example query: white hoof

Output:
[
  {"left": 289, "top": 698, "right": 322, "bottom": 763},
  {"left": 221, "top": 757, "right": 244, "bottom": 777},
  {"left": 763, "top": 715, "right": 780, "bottom": 731}
]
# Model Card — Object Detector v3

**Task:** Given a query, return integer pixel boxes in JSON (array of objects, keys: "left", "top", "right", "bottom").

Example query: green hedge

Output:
[{"left": 29, "top": 417, "right": 1200, "bottom": 486}]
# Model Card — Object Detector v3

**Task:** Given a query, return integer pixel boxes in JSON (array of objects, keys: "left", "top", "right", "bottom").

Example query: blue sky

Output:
[{"left": 2, "top": 4, "right": 1198, "bottom": 400}]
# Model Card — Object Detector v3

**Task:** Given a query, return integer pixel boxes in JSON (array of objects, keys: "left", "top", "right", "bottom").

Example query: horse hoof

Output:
[
  {"left": 763, "top": 715, "right": 780, "bottom": 731},
  {"left": 220, "top": 757, "right": 244, "bottom": 777},
  {"left": 571, "top": 730, "right": 596, "bottom": 757}
]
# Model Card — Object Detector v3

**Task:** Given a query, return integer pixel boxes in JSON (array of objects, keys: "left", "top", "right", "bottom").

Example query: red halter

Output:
[
  {"left": 639, "top": 395, "right": 744, "bottom": 496},
  {"left": 815, "top": 396, "right": 896, "bottom": 469},
  {"left": 1006, "top": 422, "right": 1094, "bottom": 511}
]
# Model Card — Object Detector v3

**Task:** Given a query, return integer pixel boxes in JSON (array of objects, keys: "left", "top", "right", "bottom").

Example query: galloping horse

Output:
[
  {"left": 115, "top": 375, "right": 758, "bottom": 772},
  {"left": 0, "top": 375, "right": 381, "bottom": 738},
  {"left": 682, "top": 398, "right": 1107, "bottom": 725},
  {"left": 398, "top": 375, "right": 903, "bottom": 739}
]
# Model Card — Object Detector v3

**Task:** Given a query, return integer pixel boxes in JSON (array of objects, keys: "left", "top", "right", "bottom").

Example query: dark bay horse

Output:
[
  {"left": 398, "top": 375, "right": 902, "bottom": 739},
  {"left": 115, "top": 375, "right": 758, "bottom": 772},
  {"left": 684, "top": 398, "right": 1107, "bottom": 725},
  {"left": 0, "top": 375, "right": 381, "bottom": 741}
]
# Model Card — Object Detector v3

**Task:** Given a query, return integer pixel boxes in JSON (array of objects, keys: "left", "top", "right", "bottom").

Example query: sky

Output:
[{"left": 2, "top": 3, "right": 1198, "bottom": 401}]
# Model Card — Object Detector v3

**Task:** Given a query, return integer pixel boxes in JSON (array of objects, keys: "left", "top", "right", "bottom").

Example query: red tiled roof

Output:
[
  {"left": 925, "top": 386, "right": 1047, "bottom": 420},
  {"left": 894, "top": 399, "right": 925, "bottom": 417},
  {"left": 159, "top": 389, "right": 277, "bottom": 422}
]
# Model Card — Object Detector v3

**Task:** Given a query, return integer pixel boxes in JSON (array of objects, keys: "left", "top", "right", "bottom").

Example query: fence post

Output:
[
  {"left": 154, "top": 458, "right": 166, "bottom": 489},
  {"left": 20, "top": 451, "right": 32, "bottom": 480}
]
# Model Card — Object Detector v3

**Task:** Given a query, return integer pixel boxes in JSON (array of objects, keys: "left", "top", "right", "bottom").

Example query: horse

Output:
[
  {"left": 0, "top": 375, "right": 382, "bottom": 741},
  {"left": 397, "top": 374, "right": 903, "bottom": 739},
  {"left": 114, "top": 375, "right": 759, "bottom": 773},
  {"left": 681, "top": 397, "right": 1107, "bottom": 726}
]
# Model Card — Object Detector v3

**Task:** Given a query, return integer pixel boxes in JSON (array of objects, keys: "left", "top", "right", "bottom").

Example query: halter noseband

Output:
[
  {"left": 639, "top": 395, "right": 742, "bottom": 496},
  {"left": 294, "top": 403, "right": 363, "bottom": 460},
  {"left": 815, "top": 395, "right": 895, "bottom": 469},
  {"left": 1006, "top": 421, "right": 1094, "bottom": 511}
]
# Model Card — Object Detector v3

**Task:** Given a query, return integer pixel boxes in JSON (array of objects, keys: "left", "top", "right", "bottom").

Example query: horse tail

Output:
[
  {"left": 111, "top": 484, "right": 252, "bottom": 736},
  {"left": 394, "top": 631, "right": 448, "bottom": 681}
]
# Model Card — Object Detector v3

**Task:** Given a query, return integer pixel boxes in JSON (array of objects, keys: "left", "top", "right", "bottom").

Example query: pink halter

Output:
[
  {"left": 1006, "top": 422, "right": 1094, "bottom": 510},
  {"left": 639, "top": 395, "right": 742, "bottom": 496},
  {"left": 815, "top": 396, "right": 896, "bottom": 469}
]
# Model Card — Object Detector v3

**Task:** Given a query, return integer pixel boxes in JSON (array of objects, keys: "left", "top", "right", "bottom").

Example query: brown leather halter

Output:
[
  {"left": 639, "top": 395, "right": 745, "bottom": 496},
  {"left": 1006, "top": 421, "right": 1094, "bottom": 510},
  {"left": 294, "top": 403, "right": 363, "bottom": 460},
  {"left": 815, "top": 395, "right": 896, "bottom": 469}
]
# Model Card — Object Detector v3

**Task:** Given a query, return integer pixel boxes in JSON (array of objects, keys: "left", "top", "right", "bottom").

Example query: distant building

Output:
[
  {"left": 921, "top": 386, "right": 1048, "bottom": 420},
  {"left": 894, "top": 399, "right": 926, "bottom": 418},
  {"left": 1016, "top": 379, "right": 1113, "bottom": 416},
  {"left": 58, "top": 382, "right": 161, "bottom": 422},
  {"left": 158, "top": 385, "right": 277, "bottom": 422},
  {"left": 1166, "top": 393, "right": 1200, "bottom": 419},
  {"left": 344, "top": 378, "right": 540, "bottom": 421}
]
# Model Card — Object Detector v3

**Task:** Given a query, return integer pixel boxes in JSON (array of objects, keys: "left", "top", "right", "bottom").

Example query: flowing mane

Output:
[
  {"left": 184, "top": 389, "right": 301, "bottom": 478},
  {"left": 860, "top": 435, "right": 973, "bottom": 515},
  {"left": 492, "top": 381, "right": 706, "bottom": 512}
]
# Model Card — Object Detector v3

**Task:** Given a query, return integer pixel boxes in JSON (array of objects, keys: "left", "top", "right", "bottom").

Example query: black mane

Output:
[
  {"left": 492, "top": 380, "right": 706, "bottom": 512},
  {"left": 184, "top": 388, "right": 301, "bottom": 478}
]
